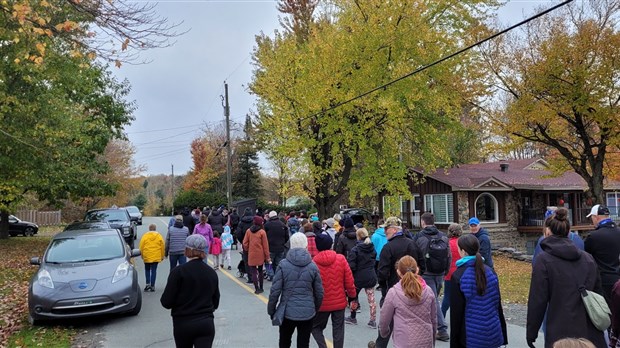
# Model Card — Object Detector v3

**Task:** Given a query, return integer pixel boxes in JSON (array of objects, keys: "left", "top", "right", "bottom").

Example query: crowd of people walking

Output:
[{"left": 139, "top": 203, "right": 620, "bottom": 348}]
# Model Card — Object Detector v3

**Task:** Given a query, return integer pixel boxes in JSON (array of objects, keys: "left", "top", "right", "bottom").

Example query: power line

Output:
[
  {"left": 298, "top": 0, "right": 574, "bottom": 122},
  {"left": 126, "top": 123, "right": 204, "bottom": 134}
]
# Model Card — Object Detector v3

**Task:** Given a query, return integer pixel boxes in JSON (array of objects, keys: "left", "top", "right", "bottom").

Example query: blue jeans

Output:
[
  {"left": 144, "top": 262, "right": 159, "bottom": 286},
  {"left": 423, "top": 274, "right": 448, "bottom": 334},
  {"left": 169, "top": 254, "right": 186, "bottom": 270},
  {"left": 441, "top": 279, "right": 452, "bottom": 317}
]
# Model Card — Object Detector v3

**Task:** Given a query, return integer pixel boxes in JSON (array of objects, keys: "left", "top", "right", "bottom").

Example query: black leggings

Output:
[
  {"left": 250, "top": 265, "right": 264, "bottom": 290},
  {"left": 173, "top": 316, "right": 215, "bottom": 348}
]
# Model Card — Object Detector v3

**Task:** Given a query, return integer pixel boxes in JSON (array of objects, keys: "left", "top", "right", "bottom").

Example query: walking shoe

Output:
[
  {"left": 254, "top": 288, "right": 264, "bottom": 294},
  {"left": 367, "top": 341, "right": 376, "bottom": 348},
  {"left": 144, "top": 285, "right": 151, "bottom": 292},
  {"left": 356, "top": 307, "right": 362, "bottom": 313},
  {"left": 344, "top": 317, "right": 357, "bottom": 325},
  {"left": 436, "top": 332, "right": 450, "bottom": 342},
  {"left": 149, "top": 286, "right": 155, "bottom": 292},
  {"left": 227, "top": 266, "right": 232, "bottom": 270},
  {"left": 220, "top": 264, "right": 224, "bottom": 268},
  {"left": 246, "top": 278, "right": 253, "bottom": 284},
  {"left": 367, "top": 320, "right": 377, "bottom": 329}
]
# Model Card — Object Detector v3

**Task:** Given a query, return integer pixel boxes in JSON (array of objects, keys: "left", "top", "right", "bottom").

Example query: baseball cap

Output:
[
  {"left": 269, "top": 210, "right": 277, "bottom": 218},
  {"left": 586, "top": 204, "right": 610, "bottom": 218},
  {"left": 468, "top": 217, "right": 480, "bottom": 226},
  {"left": 384, "top": 216, "right": 402, "bottom": 229}
]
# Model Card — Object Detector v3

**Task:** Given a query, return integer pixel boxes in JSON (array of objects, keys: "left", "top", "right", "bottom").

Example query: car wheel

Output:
[
  {"left": 127, "top": 290, "right": 142, "bottom": 316},
  {"left": 28, "top": 312, "right": 40, "bottom": 326},
  {"left": 24, "top": 227, "right": 35, "bottom": 237}
]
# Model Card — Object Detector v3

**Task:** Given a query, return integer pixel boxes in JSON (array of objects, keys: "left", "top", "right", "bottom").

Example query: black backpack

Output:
[{"left": 422, "top": 233, "right": 449, "bottom": 274}]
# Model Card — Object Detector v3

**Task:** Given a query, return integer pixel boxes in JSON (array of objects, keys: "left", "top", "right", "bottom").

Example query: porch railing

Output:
[{"left": 521, "top": 207, "right": 620, "bottom": 227}]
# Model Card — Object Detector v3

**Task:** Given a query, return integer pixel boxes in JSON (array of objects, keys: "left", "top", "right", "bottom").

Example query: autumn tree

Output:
[
  {"left": 482, "top": 0, "right": 620, "bottom": 204},
  {"left": 232, "top": 115, "right": 262, "bottom": 199},
  {"left": 183, "top": 124, "right": 228, "bottom": 194},
  {"left": 251, "top": 0, "right": 497, "bottom": 217}
]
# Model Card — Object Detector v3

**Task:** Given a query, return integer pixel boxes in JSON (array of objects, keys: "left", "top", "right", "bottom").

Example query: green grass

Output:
[
  {"left": 0, "top": 234, "right": 75, "bottom": 347},
  {"left": 8, "top": 326, "right": 73, "bottom": 348}
]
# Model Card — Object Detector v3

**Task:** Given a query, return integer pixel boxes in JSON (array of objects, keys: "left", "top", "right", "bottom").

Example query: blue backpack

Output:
[{"left": 288, "top": 217, "right": 300, "bottom": 234}]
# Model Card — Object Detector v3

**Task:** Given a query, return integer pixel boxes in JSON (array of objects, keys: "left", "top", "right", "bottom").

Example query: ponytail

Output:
[
  {"left": 401, "top": 272, "right": 423, "bottom": 302},
  {"left": 396, "top": 255, "right": 423, "bottom": 301},
  {"left": 475, "top": 252, "right": 487, "bottom": 295}
]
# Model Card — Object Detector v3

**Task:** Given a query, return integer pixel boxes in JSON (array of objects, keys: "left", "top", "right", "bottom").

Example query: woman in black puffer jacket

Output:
[{"left": 346, "top": 228, "right": 378, "bottom": 327}]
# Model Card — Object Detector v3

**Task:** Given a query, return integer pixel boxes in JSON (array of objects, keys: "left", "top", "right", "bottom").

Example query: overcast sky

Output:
[{"left": 116, "top": 0, "right": 554, "bottom": 176}]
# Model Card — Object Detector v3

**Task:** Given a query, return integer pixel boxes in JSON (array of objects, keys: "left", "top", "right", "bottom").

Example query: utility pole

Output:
[
  {"left": 224, "top": 82, "right": 233, "bottom": 209},
  {"left": 171, "top": 164, "right": 175, "bottom": 216}
]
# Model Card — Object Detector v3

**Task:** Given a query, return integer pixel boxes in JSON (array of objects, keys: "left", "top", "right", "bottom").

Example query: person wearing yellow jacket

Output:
[{"left": 140, "top": 224, "right": 165, "bottom": 292}]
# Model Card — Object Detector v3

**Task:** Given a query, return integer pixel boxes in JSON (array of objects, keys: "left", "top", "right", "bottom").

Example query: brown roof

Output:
[{"left": 416, "top": 158, "right": 620, "bottom": 191}]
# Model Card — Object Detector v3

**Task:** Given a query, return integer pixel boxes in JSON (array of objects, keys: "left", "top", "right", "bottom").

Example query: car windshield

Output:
[
  {"left": 125, "top": 206, "right": 139, "bottom": 214},
  {"left": 46, "top": 234, "right": 125, "bottom": 263},
  {"left": 64, "top": 223, "right": 109, "bottom": 231},
  {"left": 85, "top": 210, "right": 128, "bottom": 223}
]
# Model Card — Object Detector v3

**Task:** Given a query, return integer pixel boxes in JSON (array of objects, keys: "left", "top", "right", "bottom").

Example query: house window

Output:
[
  {"left": 424, "top": 194, "right": 454, "bottom": 224},
  {"left": 606, "top": 192, "right": 620, "bottom": 217},
  {"left": 475, "top": 193, "right": 498, "bottom": 223}
]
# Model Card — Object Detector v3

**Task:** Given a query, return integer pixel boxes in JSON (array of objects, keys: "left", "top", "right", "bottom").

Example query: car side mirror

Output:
[
  {"left": 131, "top": 249, "right": 141, "bottom": 258},
  {"left": 30, "top": 257, "right": 41, "bottom": 265}
]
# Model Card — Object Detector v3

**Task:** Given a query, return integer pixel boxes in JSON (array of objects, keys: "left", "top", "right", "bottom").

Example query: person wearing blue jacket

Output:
[
  {"left": 450, "top": 234, "right": 507, "bottom": 348},
  {"left": 468, "top": 217, "right": 494, "bottom": 269},
  {"left": 268, "top": 233, "right": 324, "bottom": 348},
  {"left": 371, "top": 222, "right": 388, "bottom": 266}
]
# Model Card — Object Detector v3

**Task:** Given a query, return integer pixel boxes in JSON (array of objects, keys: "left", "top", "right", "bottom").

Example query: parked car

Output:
[
  {"left": 64, "top": 221, "right": 112, "bottom": 231},
  {"left": 340, "top": 208, "right": 373, "bottom": 226},
  {"left": 122, "top": 206, "right": 143, "bottom": 226},
  {"left": 3, "top": 215, "right": 39, "bottom": 237},
  {"left": 84, "top": 208, "right": 137, "bottom": 248},
  {"left": 28, "top": 228, "right": 142, "bottom": 325}
]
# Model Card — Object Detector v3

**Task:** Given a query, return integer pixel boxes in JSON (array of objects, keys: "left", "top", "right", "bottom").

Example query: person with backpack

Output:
[
  {"left": 345, "top": 228, "right": 377, "bottom": 328},
  {"left": 335, "top": 217, "right": 357, "bottom": 257},
  {"left": 412, "top": 212, "right": 451, "bottom": 342}
]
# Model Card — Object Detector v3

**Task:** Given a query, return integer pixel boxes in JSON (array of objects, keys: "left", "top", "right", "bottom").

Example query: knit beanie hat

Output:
[
  {"left": 343, "top": 217, "right": 355, "bottom": 228},
  {"left": 314, "top": 233, "right": 333, "bottom": 252},
  {"left": 253, "top": 216, "right": 264, "bottom": 226},
  {"left": 289, "top": 232, "right": 308, "bottom": 250},
  {"left": 325, "top": 218, "right": 335, "bottom": 228}
]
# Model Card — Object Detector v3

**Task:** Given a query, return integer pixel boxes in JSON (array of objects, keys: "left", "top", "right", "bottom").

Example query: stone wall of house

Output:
[
  {"left": 457, "top": 191, "right": 469, "bottom": 225},
  {"left": 505, "top": 191, "right": 520, "bottom": 226}
]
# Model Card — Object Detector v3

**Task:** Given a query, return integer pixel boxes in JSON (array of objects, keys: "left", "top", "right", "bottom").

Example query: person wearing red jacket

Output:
[
  {"left": 311, "top": 233, "right": 356, "bottom": 348},
  {"left": 441, "top": 223, "right": 462, "bottom": 317}
]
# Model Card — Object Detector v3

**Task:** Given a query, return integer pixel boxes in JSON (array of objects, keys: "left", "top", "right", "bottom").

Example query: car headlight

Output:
[
  {"left": 112, "top": 261, "right": 130, "bottom": 283},
  {"left": 37, "top": 269, "right": 54, "bottom": 289},
  {"left": 122, "top": 226, "right": 130, "bottom": 235}
]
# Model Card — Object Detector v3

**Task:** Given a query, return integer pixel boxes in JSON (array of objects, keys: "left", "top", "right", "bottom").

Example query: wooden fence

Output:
[{"left": 15, "top": 210, "right": 62, "bottom": 226}]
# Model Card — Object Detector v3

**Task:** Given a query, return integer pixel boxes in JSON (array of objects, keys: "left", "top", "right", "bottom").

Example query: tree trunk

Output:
[{"left": 0, "top": 210, "right": 9, "bottom": 240}]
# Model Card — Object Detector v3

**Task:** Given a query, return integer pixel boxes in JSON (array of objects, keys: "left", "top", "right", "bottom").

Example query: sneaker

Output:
[
  {"left": 220, "top": 264, "right": 224, "bottom": 268},
  {"left": 144, "top": 285, "right": 151, "bottom": 292},
  {"left": 246, "top": 278, "right": 253, "bottom": 284},
  {"left": 344, "top": 317, "right": 357, "bottom": 325},
  {"left": 436, "top": 332, "right": 450, "bottom": 342},
  {"left": 228, "top": 266, "right": 232, "bottom": 270},
  {"left": 254, "top": 288, "right": 264, "bottom": 294},
  {"left": 149, "top": 286, "right": 155, "bottom": 292},
  {"left": 367, "top": 320, "right": 377, "bottom": 329},
  {"left": 214, "top": 266, "right": 219, "bottom": 270},
  {"left": 356, "top": 307, "right": 362, "bottom": 313},
  {"left": 368, "top": 341, "right": 376, "bottom": 348}
]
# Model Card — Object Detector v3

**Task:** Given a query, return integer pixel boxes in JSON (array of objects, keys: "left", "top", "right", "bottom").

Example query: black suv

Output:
[
  {"left": 84, "top": 208, "right": 137, "bottom": 248},
  {"left": 340, "top": 208, "right": 373, "bottom": 225},
  {"left": 122, "top": 206, "right": 143, "bottom": 226}
]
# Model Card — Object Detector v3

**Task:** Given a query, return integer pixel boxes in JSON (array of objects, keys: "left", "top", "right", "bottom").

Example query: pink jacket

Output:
[
  {"left": 379, "top": 279, "right": 437, "bottom": 348},
  {"left": 194, "top": 223, "right": 213, "bottom": 248}
]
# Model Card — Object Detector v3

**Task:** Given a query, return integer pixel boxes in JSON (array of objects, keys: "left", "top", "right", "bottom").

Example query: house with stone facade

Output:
[{"left": 379, "top": 158, "right": 620, "bottom": 252}]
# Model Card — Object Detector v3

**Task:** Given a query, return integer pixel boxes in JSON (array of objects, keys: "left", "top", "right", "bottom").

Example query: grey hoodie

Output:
[{"left": 268, "top": 248, "right": 324, "bottom": 321}]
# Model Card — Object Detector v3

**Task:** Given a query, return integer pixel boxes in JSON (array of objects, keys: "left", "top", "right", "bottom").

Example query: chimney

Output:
[{"left": 500, "top": 163, "right": 509, "bottom": 172}]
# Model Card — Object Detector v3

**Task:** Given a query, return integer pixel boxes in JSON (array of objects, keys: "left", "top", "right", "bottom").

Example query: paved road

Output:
[{"left": 93, "top": 216, "right": 530, "bottom": 347}]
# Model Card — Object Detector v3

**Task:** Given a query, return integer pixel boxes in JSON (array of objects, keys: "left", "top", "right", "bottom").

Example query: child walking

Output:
[
  {"left": 139, "top": 224, "right": 165, "bottom": 292},
  {"left": 379, "top": 255, "right": 436, "bottom": 348},
  {"left": 221, "top": 225, "right": 234, "bottom": 270},
  {"left": 210, "top": 231, "right": 222, "bottom": 270},
  {"left": 345, "top": 228, "right": 378, "bottom": 328}
]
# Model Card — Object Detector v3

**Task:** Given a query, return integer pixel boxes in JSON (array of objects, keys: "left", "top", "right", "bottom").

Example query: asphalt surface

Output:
[{"left": 82, "top": 216, "right": 531, "bottom": 347}]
